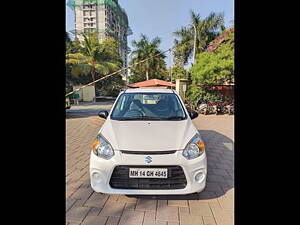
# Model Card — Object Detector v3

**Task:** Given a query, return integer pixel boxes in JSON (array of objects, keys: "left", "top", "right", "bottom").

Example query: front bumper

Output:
[{"left": 89, "top": 150, "right": 207, "bottom": 195}]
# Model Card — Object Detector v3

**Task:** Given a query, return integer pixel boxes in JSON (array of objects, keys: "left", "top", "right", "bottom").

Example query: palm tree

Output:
[
  {"left": 66, "top": 32, "right": 122, "bottom": 92},
  {"left": 66, "top": 32, "right": 74, "bottom": 54},
  {"left": 66, "top": 32, "right": 71, "bottom": 43},
  {"left": 130, "top": 34, "right": 167, "bottom": 81},
  {"left": 173, "top": 11, "right": 225, "bottom": 65}
]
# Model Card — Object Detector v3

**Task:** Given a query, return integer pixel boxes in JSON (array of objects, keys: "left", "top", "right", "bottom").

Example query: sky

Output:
[{"left": 66, "top": 0, "right": 234, "bottom": 68}]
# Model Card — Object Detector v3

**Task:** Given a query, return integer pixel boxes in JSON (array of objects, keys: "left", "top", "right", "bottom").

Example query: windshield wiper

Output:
[{"left": 163, "top": 116, "right": 186, "bottom": 120}]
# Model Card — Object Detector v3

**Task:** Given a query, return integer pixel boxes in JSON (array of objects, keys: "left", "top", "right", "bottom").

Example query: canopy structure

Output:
[{"left": 128, "top": 79, "right": 176, "bottom": 89}]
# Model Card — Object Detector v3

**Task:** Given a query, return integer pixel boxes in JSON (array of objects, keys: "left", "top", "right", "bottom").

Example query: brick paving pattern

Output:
[{"left": 66, "top": 108, "right": 234, "bottom": 225}]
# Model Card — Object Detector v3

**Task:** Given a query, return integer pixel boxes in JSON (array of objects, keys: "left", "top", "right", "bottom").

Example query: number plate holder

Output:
[{"left": 129, "top": 168, "right": 168, "bottom": 178}]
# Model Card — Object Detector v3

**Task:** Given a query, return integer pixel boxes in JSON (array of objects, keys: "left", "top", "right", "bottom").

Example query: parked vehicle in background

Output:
[
  {"left": 221, "top": 101, "right": 234, "bottom": 115},
  {"left": 197, "top": 99, "right": 234, "bottom": 115},
  {"left": 228, "top": 103, "right": 234, "bottom": 115},
  {"left": 208, "top": 102, "right": 217, "bottom": 114},
  {"left": 198, "top": 103, "right": 208, "bottom": 115},
  {"left": 215, "top": 101, "right": 222, "bottom": 115}
]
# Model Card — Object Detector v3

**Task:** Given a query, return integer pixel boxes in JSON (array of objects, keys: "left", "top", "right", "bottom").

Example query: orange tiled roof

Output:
[{"left": 128, "top": 79, "right": 175, "bottom": 88}]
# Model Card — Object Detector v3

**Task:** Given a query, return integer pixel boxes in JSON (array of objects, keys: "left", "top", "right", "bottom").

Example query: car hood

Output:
[{"left": 99, "top": 119, "right": 198, "bottom": 151}]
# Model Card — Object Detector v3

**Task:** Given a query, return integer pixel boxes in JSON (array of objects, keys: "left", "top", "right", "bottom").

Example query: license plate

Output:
[{"left": 129, "top": 168, "right": 168, "bottom": 178}]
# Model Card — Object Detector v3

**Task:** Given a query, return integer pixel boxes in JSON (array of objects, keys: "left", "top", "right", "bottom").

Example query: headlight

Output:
[
  {"left": 182, "top": 134, "right": 205, "bottom": 160},
  {"left": 92, "top": 134, "right": 114, "bottom": 160}
]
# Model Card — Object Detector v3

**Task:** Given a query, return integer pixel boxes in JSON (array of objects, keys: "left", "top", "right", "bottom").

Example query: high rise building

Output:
[{"left": 67, "top": 0, "right": 132, "bottom": 80}]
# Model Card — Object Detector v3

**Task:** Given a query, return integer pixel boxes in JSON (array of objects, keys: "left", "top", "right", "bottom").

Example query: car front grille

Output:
[{"left": 109, "top": 165, "right": 187, "bottom": 190}]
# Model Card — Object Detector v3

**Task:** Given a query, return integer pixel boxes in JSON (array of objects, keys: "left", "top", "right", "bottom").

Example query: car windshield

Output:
[{"left": 110, "top": 92, "right": 187, "bottom": 120}]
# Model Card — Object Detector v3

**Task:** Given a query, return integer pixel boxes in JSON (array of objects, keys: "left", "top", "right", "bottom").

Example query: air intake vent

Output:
[{"left": 120, "top": 150, "right": 176, "bottom": 155}]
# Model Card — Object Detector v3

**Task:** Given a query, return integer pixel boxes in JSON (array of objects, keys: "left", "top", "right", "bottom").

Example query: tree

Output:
[
  {"left": 66, "top": 32, "right": 122, "bottom": 81},
  {"left": 66, "top": 32, "right": 71, "bottom": 44},
  {"left": 169, "top": 64, "right": 187, "bottom": 81},
  {"left": 190, "top": 28, "right": 234, "bottom": 85},
  {"left": 187, "top": 28, "right": 234, "bottom": 107},
  {"left": 66, "top": 32, "right": 124, "bottom": 95},
  {"left": 173, "top": 11, "right": 225, "bottom": 65},
  {"left": 129, "top": 34, "right": 167, "bottom": 83}
]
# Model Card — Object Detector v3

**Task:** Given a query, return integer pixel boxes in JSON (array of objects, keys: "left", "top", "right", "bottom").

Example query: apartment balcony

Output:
[
  {"left": 82, "top": 7, "right": 96, "bottom": 10},
  {"left": 83, "top": 13, "right": 96, "bottom": 17},
  {"left": 83, "top": 21, "right": 96, "bottom": 23},
  {"left": 83, "top": 15, "right": 96, "bottom": 18},
  {"left": 84, "top": 26, "right": 96, "bottom": 29}
]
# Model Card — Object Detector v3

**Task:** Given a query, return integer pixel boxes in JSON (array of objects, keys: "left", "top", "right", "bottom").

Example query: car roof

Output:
[{"left": 124, "top": 88, "right": 175, "bottom": 94}]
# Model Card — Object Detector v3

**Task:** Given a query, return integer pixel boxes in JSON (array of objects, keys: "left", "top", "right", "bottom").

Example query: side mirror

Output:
[
  {"left": 188, "top": 110, "right": 198, "bottom": 120},
  {"left": 98, "top": 110, "right": 109, "bottom": 119}
]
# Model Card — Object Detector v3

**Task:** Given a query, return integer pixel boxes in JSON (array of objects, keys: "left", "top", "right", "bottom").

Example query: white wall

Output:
[{"left": 73, "top": 85, "right": 95, "bottom": 102}]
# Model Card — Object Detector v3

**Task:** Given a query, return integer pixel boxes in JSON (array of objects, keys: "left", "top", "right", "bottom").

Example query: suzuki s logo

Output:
[{"left": 145, "top": 156, "right": 152, "bottom": 164}]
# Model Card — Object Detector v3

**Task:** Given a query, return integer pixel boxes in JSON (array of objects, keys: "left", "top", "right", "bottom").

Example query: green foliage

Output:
[
  {"left": 65, "top": 86, "right": 73, "bottom": 99},
  {"left": 67, "top": 33, "right": 121, "bottom": 73},
  {"left": 187, "top": 27, "right": 234, "bottom": 106},
  {"left": 129, "top": 34, "right": 168, "bottom": 83},
  {"left": 66, "top": 32, "right": 82, "bottom": 54},
  {"left": 66, "top": 32, "right": 125, "bottom": 96},
  {"left": 190, "top": 29, "right": 234, "bottom": 86},
  {"left": 173, "top": 11, "right": 225, "bottom": 65},
  {"left": 66, "top": 32, "right": 122, "bottom": 79},
  {"left": 96, "top": 71, "right": 125, "bottom": 97},
  {"left": 66, "top": 32, "right": 71, "bottom": 44},
  {"left": 170, "top": 64, "right": 187, "bottom": 80},
  {"left": 186, "top": 82, "right": 225, "bottom": 108}
]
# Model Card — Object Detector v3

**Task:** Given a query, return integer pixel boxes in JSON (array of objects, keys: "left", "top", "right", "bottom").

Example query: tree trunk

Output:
[
  {"left": 91, "top": 70, "right": 96, "bottom": 100},
  {"left": 146, "top": 70, "right": 149, "bottom": 80},
  {"left": 91, "top": 70, "right": 96, "bottom": 82}
]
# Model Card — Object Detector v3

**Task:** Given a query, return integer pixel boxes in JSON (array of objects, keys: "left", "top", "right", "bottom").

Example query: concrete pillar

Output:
[{"left": 175, "top": 79, "right": 188, "bottom": 102}]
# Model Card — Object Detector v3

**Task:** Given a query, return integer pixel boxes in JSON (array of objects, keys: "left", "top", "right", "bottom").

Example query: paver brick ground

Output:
[
  {"left": 66, "top": 104, "right": 234, "bottom": 225},
  {"left": 136, "top": 199, "right": 157, "bottom": 211}
]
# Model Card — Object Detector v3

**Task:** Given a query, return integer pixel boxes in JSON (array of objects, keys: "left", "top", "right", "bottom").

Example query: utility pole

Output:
[{"left": 188, "top": 24, "right": 197, "bottom": 65}]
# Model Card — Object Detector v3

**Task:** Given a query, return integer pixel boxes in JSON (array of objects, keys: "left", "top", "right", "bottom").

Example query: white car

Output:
[{"left": 90, "top": 88, "right": 207, "bottom": 195}]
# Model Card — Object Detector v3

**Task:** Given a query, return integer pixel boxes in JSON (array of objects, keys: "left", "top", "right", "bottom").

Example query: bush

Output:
[{"left": 186, "top": 83, "right": 231, "bottom": 108}]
